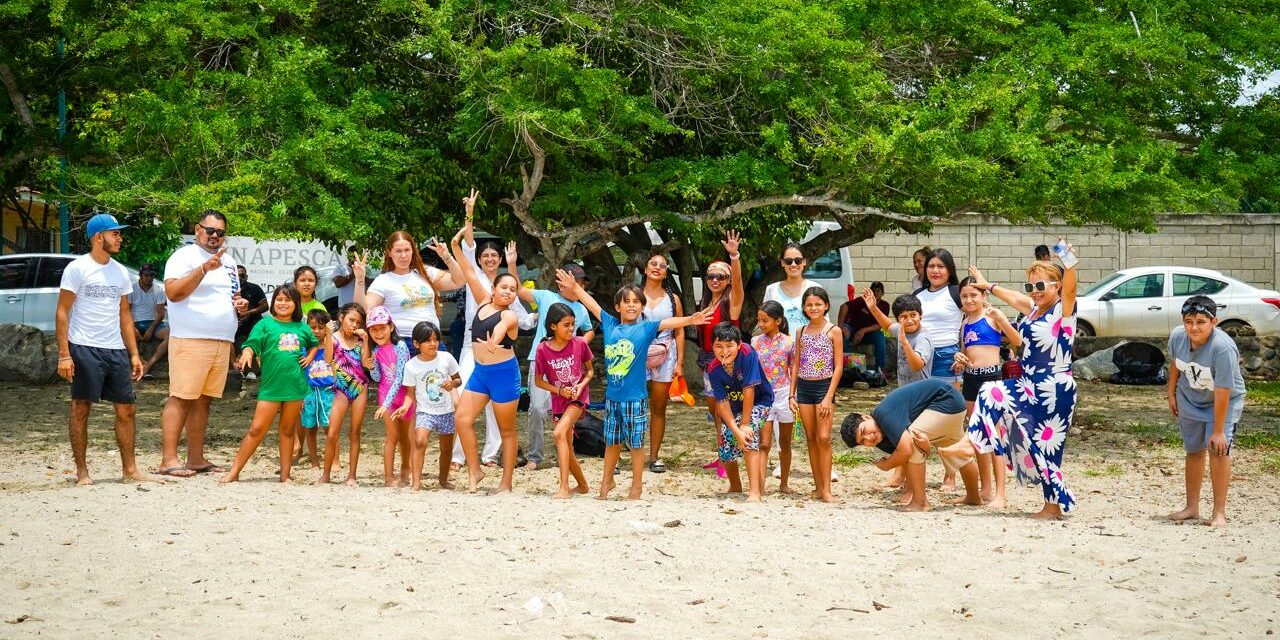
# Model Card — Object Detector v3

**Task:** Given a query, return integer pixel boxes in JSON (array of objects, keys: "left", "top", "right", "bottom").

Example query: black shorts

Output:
[
  {"left": 962, "top": 365, "right": 1002, "bottom": 402},
  {"left": 795, "top": 377, "right": 833, "bottom": 405},
  {"left": 70, "top": 343, "right": 136, "bottom": 404}
]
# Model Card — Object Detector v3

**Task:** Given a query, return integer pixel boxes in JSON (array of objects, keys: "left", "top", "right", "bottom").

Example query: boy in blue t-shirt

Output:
[
  {"left": 1167, "top": 295, "right": 1246, "bottom": 528},
  {"left": 705, "top": 322, "right": 774, "bottom": 502},
  {"left": 557, "top": 270, "right": 710, "bottom": 500}
]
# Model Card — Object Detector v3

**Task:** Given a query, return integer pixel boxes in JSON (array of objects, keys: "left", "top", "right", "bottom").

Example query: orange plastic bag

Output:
[{"left": 670, "top": 374, "right": 697, "bottom": 407}]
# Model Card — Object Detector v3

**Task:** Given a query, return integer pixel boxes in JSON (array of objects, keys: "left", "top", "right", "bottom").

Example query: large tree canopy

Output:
[{"left": 4, "top": 0, "right": 1279, "bottom": 296}]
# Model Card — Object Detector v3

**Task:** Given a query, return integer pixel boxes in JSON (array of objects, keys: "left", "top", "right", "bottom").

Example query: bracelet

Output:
[
  {"left": 729, "top": 253, "right": 740, "bottom": 261},
  {"left": 59, "top": 356, "right": 72, "bottom": 362}
]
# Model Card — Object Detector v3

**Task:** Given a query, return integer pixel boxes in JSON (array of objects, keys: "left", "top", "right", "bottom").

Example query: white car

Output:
[{"left": 1074, "top": 266, "right": 1280, "bottom": 337}]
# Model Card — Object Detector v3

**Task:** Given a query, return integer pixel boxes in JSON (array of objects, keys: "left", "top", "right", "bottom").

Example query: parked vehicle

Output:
[
  {"left": 1074, "top": 266, "right": 1280, "bottom": 337},
  {"left": 0, "top": 253, "right": 138, "bottom": 333}
]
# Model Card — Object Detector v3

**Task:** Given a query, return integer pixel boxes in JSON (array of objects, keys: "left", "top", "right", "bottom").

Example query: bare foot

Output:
[
  {"left": 1031, "top": 504, "right": 1063, "bottom": 520},
  {"left": 1205, "top": 513, "right": 1228, "bottom": 528},
  {"left": 218, "top": 474, "right": 239, "bottom": 484},
  {"left": 951, "top": 495, "right": 984, "bottom": 506},
  {"left": 987, "top": 496, "right": 1007, "bottom": 510},
  {"left": 625, "top": 488, "right": 643, "bottom": 500},
  {"left": 75, "top": 474, "right": 93, "bottom": 486},
  {"left": 318, "top": 474, "right": 331, "bottom": 484},
  {"left": 745, "top": 495, "right": 763, "bottom": 503},
  {"left": 1167, "top": 506, "right": 1200, "bottom": 522},
  {"left": 980, "top": 490, "right": 994, "bottom": 503},
  {"left": 941, "top": 479, "right": 957, "bottom": 493},
  {"left": 553, "top": 489, "right": 572, "bottom": 499},
  {"left": 468, "top": 469, "right": 485, "bottom": 492},
  {"left": 279, "top": 475, "right": 293, "bottom": 484},
  {"left": 411, "top": 482, "right": 422, "bottom": 491},
  {"left": 898, "top": 502, "right": 931, "bottom": 512},
  {"left": 384, "top": 478, "right": 402, "bottom": 488},
  {"left": 817, "top": 492, "right": 835, "bottom": 503},
  {"left": 896, "top": 491, "right": 914, "bottom": 506},
  {"left": 344, "top": 477, "right": 358, "bottom": 487},
  {"left": 596, "top": 478, "right": 616, "bottom": 500},
  {"left": 121, "top": 470, "right": 157, "bottom": 483},
  {"left": 778, "top": 485, "right": 796, "bottom": 495},
  {"left": 574, "top": 483, "right": 589, "bottom": 495},
  {"left": 523, "top": 461, "right": 538, "bottom": 470},
  {"left": 438, "top": 480, "right": 455, "bottom": 491}
]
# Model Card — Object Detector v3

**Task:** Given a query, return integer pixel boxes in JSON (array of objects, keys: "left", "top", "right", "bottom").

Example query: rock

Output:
[
  {"left": 1072, "top": 341, "right": 1126, "bottom": 381},
  {"left": 1261, "top": 336, "right": 1279, "bottom": 349},
  {"left": 0, "top": 324, "right": 58, "bottom": 384},
  {"left": 1244, "top": 356, "right": 1264, "bottom": 372}
]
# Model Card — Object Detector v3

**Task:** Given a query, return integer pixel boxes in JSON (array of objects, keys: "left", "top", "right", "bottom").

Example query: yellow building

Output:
[{"left": 2, "top": 188, "right": 59, "bottom": 254}]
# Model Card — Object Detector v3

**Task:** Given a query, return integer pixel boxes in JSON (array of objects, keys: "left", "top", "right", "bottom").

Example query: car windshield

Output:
[{"left": 1080, "top": 272, "right": 1126, "bottom": 297}]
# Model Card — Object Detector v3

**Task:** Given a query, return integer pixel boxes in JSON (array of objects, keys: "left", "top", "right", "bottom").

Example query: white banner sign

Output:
[{"left": 181, "top": 235, "right": 342, "bottom": 292}]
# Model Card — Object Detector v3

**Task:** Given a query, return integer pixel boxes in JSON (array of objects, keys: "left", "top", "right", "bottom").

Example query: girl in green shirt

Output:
[{"left": 221, "top": 284, "right": 320, "bottom": 483}]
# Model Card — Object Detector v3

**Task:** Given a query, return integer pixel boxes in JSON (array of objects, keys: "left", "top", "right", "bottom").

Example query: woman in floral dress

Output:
[{"left": 946, "top": 242, "right": 1078, "bottom": 519}]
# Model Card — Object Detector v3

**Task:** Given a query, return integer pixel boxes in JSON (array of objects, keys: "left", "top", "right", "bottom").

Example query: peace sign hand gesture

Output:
[
  {"left": 352, "top": 250, "right": 368, "bottom": 281},
  {"left": 722, "top": 230, "right": 741, "bottom": 257},
  {"left": 426, "top": 238, "right": 450, "bottom": 261},
  {"left": 462, "top": 189, "right": 480, "bottom": 219}
]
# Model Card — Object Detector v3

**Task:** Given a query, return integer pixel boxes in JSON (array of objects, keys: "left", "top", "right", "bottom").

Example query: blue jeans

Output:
[{"left": 850, "top": 330, "right": 887, "bottom": 371}]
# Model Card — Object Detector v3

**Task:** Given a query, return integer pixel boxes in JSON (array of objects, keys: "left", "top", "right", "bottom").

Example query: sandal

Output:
[
  {"left": 649, "top": 460, "right": 667, "bottom": 474},
  {"left": 158, "top": 466, "right": 196, "bottom": 478},
  {"left": 187, "top": 463, "right": 227, "bottom": 474}
]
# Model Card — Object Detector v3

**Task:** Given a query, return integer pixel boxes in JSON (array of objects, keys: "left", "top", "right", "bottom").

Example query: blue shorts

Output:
[
  {"left": 302, "top": 386, "right": 334, "bottom": 428},
  {"left": 931, "top": 344, "right": 961, "bottom": 383},
  {"left": 134, "top": 320, "right": 167, "bottom": 336},
  {"left": 416, "top": 412, "right": 456, "bottom": 435},
  {"left": 1179, "top": 419, "right": 1235, "bottom": 455},
  {"left": 464, "top": 358, "right": 521, "bottom": 403},
  {"left": 603, "top": 399, "right": 649, "bottom": 449}
]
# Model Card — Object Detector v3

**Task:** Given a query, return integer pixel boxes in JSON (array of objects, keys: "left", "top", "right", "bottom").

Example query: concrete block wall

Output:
[{"left": 847, "top": 214, "right": 1280, "bottom": 301}]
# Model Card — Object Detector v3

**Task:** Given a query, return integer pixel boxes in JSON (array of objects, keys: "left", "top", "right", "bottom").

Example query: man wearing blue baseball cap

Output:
[{"left": 55, "top": 213, "right": 152, "bottom": 485}]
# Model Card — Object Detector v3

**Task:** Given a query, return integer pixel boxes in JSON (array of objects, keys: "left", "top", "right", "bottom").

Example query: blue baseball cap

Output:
[{"left": 86, "top": 213, "right": 128, "bottom": 239}]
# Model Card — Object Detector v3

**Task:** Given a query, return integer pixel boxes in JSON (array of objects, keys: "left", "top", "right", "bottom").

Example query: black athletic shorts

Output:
[
  {"left": 69, "top": 343, "right": 136, "bottom": 404},
  {"left": 961, "top": 364, "right": 1002, "bottom": 402}
]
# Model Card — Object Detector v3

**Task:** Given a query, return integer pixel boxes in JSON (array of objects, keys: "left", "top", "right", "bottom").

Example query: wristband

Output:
[
  {"left": 59, "top": 356, "right": 73, "bottom": 362},
  {"left": 729, "top": 253, "right": 740, "bottom": 261}
]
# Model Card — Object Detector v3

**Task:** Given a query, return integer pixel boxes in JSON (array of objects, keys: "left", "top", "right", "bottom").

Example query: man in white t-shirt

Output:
[
  {"left": 56, "top": 213, "right": 151, "bottom": 485},
  {"left": 158, "top": 210, "right": 249, "bottom": 478},
  {"left": 128, "top": 263, "right": 169, "bottom": 376}
]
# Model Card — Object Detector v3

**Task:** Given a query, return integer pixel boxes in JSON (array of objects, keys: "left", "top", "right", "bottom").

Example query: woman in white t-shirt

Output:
[
  {"left": 913, "top": 248, "right": 965, "bottom": 384},
  {"left": 763, "top": 242, "right": 820, "bottom": 342},
  {"left": 355, "top": 230, "right": 462, "bottom": 354}
]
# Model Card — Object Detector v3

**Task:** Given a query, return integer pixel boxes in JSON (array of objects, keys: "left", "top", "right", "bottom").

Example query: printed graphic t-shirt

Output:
[
  {"left": 601, "top": 312, "right": 660, "bottom": 402},
  {"left": 242, "top": 316, "right": 318, "bottom": 401}
]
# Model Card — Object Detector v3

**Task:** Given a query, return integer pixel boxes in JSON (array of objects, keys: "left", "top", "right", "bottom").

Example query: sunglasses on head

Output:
[
  {"left": 782, "top": 257, "right": 804, "bottom": 266},
  {"left": 199, "top": 224, "right": 227, "bottom": 238},
  {"left": 705, "top": 273, "right": 729, "bottom": 282},
  {"left": 1023, "top": 281, "right": 1056, "bottom": 293},
  {"left": 1181, "top": 300, "right": 1218, "bottom": 318}
]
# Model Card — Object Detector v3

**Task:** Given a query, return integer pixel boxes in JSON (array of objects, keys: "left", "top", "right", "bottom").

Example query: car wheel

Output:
[
  {"left": 1075, "top": 320, "right": 1095, "bottom": 338},
  {"left": 1218, "top": 320, "right": 1254, "bottom": 337}
]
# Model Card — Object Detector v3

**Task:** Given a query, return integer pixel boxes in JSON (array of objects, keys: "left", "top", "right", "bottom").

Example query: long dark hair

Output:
[
  {"left": 926, "top": 248, "right": 960, "bottom": 287},
  {"left": 758, "top": 300, "right": 789, "bottom": 336},
  {"left": 542, "top": 302, "right": 576, "bottom": 342},
  {"left": 271, "top": 284, "right": 304, "bottom": 322}
]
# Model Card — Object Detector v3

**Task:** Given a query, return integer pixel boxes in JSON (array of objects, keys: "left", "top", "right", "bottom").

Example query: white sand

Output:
[{"left": 1, "top": 440, "right": 1277, "bottom": 639}]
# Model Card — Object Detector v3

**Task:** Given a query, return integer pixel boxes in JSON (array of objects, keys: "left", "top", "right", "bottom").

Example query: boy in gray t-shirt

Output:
[
  {"left": 1167, "top": 295, "right": 1245, "bottom": 528},
  {"left": 862, "top": 290, "right": 933, "bottom": 386}
]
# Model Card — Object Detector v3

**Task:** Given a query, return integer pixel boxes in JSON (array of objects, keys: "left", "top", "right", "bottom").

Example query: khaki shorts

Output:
[
  {"left": 168, "top": 338, "right": 231, "bottom": 400},
  {"left": 908, "top": 408, "right": 973, "bottom": 472}
]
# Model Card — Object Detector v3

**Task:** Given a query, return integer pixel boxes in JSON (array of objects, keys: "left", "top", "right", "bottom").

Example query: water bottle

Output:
[{"left": 1052, "top": 238, "right": 1078, "bottom": 269}]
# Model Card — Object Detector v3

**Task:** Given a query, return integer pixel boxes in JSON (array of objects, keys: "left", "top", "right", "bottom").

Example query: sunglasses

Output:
[
  {"left": 1023, "top": 281, "right": 1057, "bottom": 293},
  {"left": 199, "top": 224, "right": 227, "bottom": 238},
  {"left": 1181, "top": 300, "right": 1218, "bottom": 318},
  {"left": 782, "top": 257, "right": 804, "bottom": 266},
  {"left": 648, "top": 262, "right": 669, "bottom": 270},
  {"left": 705, "top": 273, "right": 729, "bottom": 282}
]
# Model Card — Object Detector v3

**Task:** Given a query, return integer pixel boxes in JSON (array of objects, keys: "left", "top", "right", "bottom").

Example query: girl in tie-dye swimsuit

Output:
[{"left": 320, "top": 303, "right": 372, "bottom": 486}]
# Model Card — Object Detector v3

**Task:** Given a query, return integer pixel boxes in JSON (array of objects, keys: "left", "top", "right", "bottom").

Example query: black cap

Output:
[
  {"left": 139, "top": 263, "right": 156, "bottom": 275},
  {"left": 561, "top": 263, "right": 587, "bottom": 281}
]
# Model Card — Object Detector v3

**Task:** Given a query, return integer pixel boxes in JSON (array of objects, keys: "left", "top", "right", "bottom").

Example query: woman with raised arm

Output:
[
  {"left": 938, "top": 239, "right": 1080, "bottom": 519},
  {"left": 449, "top": 190, "right": 527, "bottom": 493},
  {"left": 640, "top": 252, "right": 683, "bottom": 474},
  {"left": 354, "top": 230, "right": 463, "bottom": 355}
]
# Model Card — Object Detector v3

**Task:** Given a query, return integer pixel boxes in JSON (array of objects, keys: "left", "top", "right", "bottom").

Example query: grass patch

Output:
[
  {"left": 1246, "top": 381, "right": 1280, "bottom": 408},
  {"left": 662, "top": 448, "right": 691, "bottom": 470},
  {"left": 1262, "top": 454, "right": 1280, "bottom": 475},
  {"left": 1234, "top": 427, "right": 1280, "bottom": 450},
  {"left": 833, "top": 450, "right": 875, "bottom": 469},
  {"left": 1124, "top": 421, "right": 1182, "bottom": 448},
  {"left": 1083, "top": 463, "right": 1124, "bottom": 478}
]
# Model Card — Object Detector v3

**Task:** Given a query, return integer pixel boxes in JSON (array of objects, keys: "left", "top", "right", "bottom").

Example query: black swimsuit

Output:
[{"left": 471, "top": 303, "right": 516, "bottom": 349}]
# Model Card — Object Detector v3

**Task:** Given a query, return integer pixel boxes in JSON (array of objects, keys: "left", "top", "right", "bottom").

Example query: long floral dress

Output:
[{"left": 967, "top": 300, "right": 1077, "bottom": 512}]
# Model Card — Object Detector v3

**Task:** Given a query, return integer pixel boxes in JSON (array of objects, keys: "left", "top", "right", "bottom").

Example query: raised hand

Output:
[
  {"left": 201, "top": 247, "right": 226, "bottom": 275},
  {"left": 352, "top": 251, "right": 368, "bottom": 281},
  {"left": 968, "top": 264, "right": 990, "bottom": 290},
  {"left": 722, "top": 230, "right": 741, "bottom": 256},
  {"left": 859, "top": 287, "right": 876, "bottom": 307},
  {"left": 505, "top": 241, "right": 518, "bottom": 266},
  {"left": 426, "top": 237, "right": 450, "bottom": 260},
  {"left": 554, "top": 268, "right": 579, "bottom": 294},
  {"left": 462, "top": 189, "right": 480, "bottom": 218}
]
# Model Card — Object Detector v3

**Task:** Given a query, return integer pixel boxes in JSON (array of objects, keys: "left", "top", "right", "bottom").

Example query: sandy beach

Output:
[{"left": 1, "top": 379, "right": 1277, "bottom": 638}]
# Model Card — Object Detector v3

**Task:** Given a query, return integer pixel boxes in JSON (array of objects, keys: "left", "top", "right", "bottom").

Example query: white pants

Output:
[{"left": 452, "top": 344, "right": 502, "bottom": 464}]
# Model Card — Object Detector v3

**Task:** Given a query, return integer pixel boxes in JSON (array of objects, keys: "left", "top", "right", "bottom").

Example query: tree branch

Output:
[{"left": 0, "top": 63, "right": 34, "bottom": 127}]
